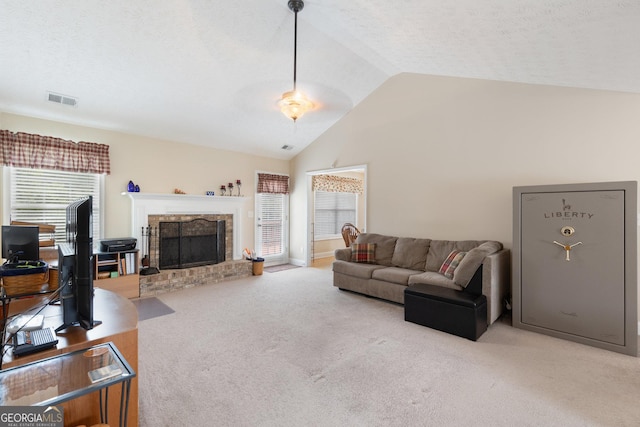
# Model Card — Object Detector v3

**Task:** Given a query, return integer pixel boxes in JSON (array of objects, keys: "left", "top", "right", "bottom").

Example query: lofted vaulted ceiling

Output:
[{"left": 1, "top": 1, "right": 639, "bottom": 160}]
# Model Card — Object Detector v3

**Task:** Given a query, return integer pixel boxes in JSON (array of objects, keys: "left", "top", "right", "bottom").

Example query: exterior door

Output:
[{"left": 255, "top": 193, "right": 288, "bottom": 265}]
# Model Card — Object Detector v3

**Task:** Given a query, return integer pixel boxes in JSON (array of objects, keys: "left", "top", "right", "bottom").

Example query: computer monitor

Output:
[{"left": 1, "top": 225, "right": 39, "bottom": 262}]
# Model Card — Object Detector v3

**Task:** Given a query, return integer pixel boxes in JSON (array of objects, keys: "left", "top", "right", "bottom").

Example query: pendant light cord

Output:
[{"left": 293, "top": 9, "right": 298, "bottom": 92}]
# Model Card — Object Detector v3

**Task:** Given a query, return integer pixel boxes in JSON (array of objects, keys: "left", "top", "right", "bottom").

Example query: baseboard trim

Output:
[
  {"left": 313, "top": 251, "right": 335, "bottom": 259},
  {"left": 289, "top": 258, "right": 306, "bottom": 267}
]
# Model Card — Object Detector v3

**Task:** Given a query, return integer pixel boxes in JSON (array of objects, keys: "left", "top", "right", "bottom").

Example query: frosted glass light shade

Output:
[{"left": 278, "top": 90, "right": 313, "bottom": 122}]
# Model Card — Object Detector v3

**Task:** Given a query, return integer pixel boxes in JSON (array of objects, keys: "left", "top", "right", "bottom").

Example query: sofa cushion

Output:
[
  {"left": 355, "top": 233, "right": 398, "bottom": 267},
  {"left": 438, "top": 250, "right": 467, "bottom": 278},
  {"left": 391, "top": 237, "right": 431, "bottom": 270},
  {"left": 425, "top": 240, "right": 486, "bottom": 272},
  {"left": 372, "top": 267, "right": 421, "bottom": 286},
  {"left": 351, "top": 243, "right": 376, "bottom": 263},
  {"left": 332, "top": 260, "right": 385, "bottom": 279},
  {"left": 453, "top": 241, "right": 503, "bottom": 287},
  {"left": 408, "top": 271, "right": 463, "bottom": 291}
]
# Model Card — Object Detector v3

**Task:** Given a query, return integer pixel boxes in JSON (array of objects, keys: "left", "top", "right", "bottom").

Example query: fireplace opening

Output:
[{"left": 159, "top": 219, "right": 225, "bottom": 269}]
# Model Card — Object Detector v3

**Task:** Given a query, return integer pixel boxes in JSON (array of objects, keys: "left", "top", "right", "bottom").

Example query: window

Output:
[
  {"left": 314, "top": 191, "right": 357, "bottom": 239},
  {"left": 5, "top": 167, "right": 103, "bottom": 243}
]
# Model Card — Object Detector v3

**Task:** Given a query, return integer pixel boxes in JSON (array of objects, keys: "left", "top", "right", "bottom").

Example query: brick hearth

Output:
[
  {"left": 138, "top": 212, "right": 251, "bottom": 296},
  {"left": 123, "top": 193, "right": 252, "bottom": 295},
  {"left": 139, "top": 259, "right": 252, "bottom": 296}
]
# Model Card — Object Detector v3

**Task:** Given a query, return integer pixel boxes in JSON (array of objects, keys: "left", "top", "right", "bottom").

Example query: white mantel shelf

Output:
[
  {"left": 122, "top": 192, "right": 249, "bottom": 203},
  {"left": 123, "top": 192, "right": 250, "bottom": 260}
]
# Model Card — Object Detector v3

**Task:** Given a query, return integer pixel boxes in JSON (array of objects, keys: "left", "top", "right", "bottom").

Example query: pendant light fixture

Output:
[{"left": 278, "top": 0, "right": 313, "bottom": 122}]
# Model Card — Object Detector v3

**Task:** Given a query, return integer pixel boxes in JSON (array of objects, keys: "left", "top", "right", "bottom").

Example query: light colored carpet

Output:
[{"left": 138, "top": 267, "right": 640, "bottom": 427}]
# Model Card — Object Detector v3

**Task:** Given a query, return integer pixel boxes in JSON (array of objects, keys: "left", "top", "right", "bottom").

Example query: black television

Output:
[
  {"left": 1, "top": 225, "right": 39, "bottom": 262},
  {"left": 56, "top": 196, "right": 100, "bottom": 331}
]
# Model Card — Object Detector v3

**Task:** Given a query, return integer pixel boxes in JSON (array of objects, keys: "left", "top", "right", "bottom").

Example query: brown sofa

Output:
[{"left": 332, "top": 233, "right": 510, "bottom": 325}]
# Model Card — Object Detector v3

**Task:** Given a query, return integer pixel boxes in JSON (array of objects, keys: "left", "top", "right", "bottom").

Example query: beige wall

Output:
[
  {"left": 4, "top": 72, "right": 640, "bottom": 266},
  {"left": 290, "top": 73, "right": 640, "bottom": 263},
  {"left": 0, "top": 112, "right": 289, "bottom": 253}
]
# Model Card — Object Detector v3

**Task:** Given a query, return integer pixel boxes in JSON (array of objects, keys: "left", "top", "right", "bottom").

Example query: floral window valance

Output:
[
  {"left": 257, "top": 173, "right": 289, "bottom": 194},
  {"left": 0, "top": 130, "right": 111, "bottom": 174},
  {"left": 312, "top": 175, "right": 363, "bottom": 195}
]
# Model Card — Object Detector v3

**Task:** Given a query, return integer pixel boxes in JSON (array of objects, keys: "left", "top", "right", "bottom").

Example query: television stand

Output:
[{"left": 55, "top": 319, "right": 102, "bottom": 333}]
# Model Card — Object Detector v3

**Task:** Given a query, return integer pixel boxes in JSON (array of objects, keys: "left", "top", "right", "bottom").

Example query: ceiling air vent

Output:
[
  {"left": 281, "top": 145, "right": 294, "bottom": 151},
  {"left": 47, "top": 92, "right": 78, "bottom": 107}
]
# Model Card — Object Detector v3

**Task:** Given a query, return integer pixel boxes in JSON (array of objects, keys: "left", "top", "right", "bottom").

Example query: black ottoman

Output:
[{"left": 404, "top": 283, "right": 487, "bottom": 341}]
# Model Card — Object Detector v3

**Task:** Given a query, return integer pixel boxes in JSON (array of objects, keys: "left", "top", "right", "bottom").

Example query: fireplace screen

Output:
[{"left": 159, "top": 219, "right": 225, "bottom": 269}]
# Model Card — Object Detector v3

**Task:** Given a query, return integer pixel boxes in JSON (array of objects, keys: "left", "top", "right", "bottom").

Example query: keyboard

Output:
[{"left": 13, "top": 327, "right": 59, "bottom": 357}]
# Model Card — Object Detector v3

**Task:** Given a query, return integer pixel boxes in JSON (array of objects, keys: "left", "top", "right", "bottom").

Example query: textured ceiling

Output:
[{"left": 1, "top": 1, "right": 639, "bottom": 159}]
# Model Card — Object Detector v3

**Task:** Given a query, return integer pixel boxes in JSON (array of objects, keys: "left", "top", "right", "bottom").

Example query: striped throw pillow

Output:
[
  {"left": 439, "top": 250, "right": 467, "bottom": 279},
  {"left": 351, "top": 243, "right": 376, "bottom": 264}
]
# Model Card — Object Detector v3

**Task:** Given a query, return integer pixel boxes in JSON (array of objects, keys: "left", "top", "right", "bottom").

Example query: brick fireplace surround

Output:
[{"left": 124, "top": 193, "right": 252, "bottom": 297}]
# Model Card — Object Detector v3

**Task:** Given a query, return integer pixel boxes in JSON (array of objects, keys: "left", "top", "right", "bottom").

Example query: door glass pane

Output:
[{"left": 258, "top": 193, "right": 285, "bottom": 257}]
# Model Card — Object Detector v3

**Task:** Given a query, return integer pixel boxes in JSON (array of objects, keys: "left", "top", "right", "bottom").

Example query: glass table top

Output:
[{"left": 0, "top": 341, "right": 134, "bottom": 406}]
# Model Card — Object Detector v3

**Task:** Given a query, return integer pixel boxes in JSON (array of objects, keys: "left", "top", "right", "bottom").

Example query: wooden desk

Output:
[{"left": 2, "top": 288, "right": 138, "bottom": 426}]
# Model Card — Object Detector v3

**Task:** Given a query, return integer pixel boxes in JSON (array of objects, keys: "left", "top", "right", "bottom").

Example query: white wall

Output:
[
  {"left": 290, "top": 73, "right": 640, "bottom": 262},
  {"left": 0, "top": 112, "right": 289, "bottom": 253}
]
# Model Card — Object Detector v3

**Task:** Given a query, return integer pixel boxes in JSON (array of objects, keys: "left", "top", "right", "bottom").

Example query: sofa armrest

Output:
[
  {"left": 481, "top": 249, "right": 511, "bottom": 325},
  {"left": 334, "top": 248, "right": 352, "bottom": 262}
]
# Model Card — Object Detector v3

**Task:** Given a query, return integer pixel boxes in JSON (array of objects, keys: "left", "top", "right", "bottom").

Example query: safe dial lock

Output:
[{"left": 560, "top": 226, "right": 575, "bottom": 236}]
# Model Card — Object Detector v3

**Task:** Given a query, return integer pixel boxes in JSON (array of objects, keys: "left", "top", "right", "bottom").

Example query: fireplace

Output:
[
  {"left": 124, "top": 192, "right": 247, "bottom": 261},
  {"left": 159, "top": 219, "right": 226, "bottom": 269},
  {"left": 124, "top": 194, "right": 253, "bottom": 296},
  {"left": 146, "top": 213, "right": 234, "bottom": 270}
]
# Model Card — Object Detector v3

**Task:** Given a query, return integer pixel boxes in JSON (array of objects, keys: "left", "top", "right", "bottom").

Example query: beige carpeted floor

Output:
[{"left": 137, "top": 266, "right": 640, "bottom": 427}]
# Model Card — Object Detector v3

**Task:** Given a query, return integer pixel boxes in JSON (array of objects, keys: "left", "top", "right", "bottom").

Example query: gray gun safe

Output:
[{"left": 513, "top": 181, "right": 637, "bottom": 356}]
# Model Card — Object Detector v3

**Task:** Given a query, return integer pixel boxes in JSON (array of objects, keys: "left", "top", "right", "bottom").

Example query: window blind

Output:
[
  {"left": 314, "top": 191, "right": 356, "bottom": 238},
  {"left": 8, "top": 167, "right": 102, "bottom": 242}
]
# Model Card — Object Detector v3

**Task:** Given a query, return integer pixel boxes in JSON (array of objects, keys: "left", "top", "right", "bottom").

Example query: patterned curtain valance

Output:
[
  {"left": 0, "top": 130, "right": 111, "bottom": 174},
  {"left": 257, "top": 173, "right": 289, "bottom": 194},
  {"left": 312, "top": 175, "right": 363, "bottom": 195}
]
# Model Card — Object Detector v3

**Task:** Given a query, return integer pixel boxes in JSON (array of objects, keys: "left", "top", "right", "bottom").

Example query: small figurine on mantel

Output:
[
  {"left": 173, "top": 188, "right": 186, "bottom": 194},
  {"left": 127, "top": 180, "right": 140, "bottom": 192}
]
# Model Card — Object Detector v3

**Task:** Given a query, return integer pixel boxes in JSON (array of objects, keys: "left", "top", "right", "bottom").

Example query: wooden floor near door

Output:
[{"left": 311, "top": 257, "right": 334, "bottom": 269}]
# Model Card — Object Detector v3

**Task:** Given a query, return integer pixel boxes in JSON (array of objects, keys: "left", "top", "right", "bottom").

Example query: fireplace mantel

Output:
[{"left": 123, "top": 192, "right": 249, "bottom": 260}]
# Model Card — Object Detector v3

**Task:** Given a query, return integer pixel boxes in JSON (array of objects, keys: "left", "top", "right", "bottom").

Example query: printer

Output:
[{"left": 100, "top": 238, "right": 137, "bottom": 252}]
